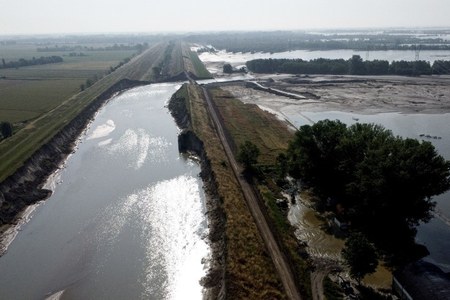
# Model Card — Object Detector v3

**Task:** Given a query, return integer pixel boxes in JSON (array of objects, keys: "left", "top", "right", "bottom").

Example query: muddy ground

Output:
[{"left": 220, "top": 74, "right": 450, "bottom": 117}]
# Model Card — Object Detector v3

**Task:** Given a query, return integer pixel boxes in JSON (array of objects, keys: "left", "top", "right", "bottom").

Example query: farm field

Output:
[{"left": 0, "top": 44, "right": 137, "bottom": 124}]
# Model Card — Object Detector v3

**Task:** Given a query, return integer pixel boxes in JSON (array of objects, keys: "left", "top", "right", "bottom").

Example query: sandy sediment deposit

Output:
[{"left": 221, "top": 75, "right": 450, "bottom": 116}]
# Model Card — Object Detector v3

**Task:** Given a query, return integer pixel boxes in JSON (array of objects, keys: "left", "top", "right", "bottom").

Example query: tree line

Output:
[
  {"left": 0, "top": 56, "right": 63, "bottom": 69},
  {"left": 187, "top": 31, "right": 450, "bottom": 53},
  {"left": 246, "top": 56, "right": 450, "bottom": 76},
  {"left": 37, "top": 43, "right": 149, "bottom": 52}
]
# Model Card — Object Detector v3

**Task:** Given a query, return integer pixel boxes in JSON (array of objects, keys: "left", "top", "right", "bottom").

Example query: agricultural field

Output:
[{"left": 0, "top": 42, "right": 137, "bottom": 125}]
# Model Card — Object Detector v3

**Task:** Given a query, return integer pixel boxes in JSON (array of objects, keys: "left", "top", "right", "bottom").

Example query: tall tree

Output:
[
  {"left": 286, "top": 120, "right": 450, "bottom": 259},
  {"left": 237, "top": 141, "right": 260, "bottom": 170},
  {"left": 223, "top": 63, "right": 233, "bottom": 74},
  {"left": 342, "top": 233, "right": 378, "bottom": 284},
  {"left": 1, "top": 122, "right": 13, "bottom": 138}
]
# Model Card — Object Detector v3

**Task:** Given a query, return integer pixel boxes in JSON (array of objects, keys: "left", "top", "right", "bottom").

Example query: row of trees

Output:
[
  {"left": 246, "top": 56, "right": 450, "bottom": 76},
  {"left": 37, "top": 43, "right": 149, "bottom": 52},
  {"left": 1, "top": 56, "right": 63, "bottom": 69},
  {"left": 284, "top": 120, "right": 450, "bottom": 263},
  {"left": 80, "top": 56, "right": 132, "bottom": 91}
]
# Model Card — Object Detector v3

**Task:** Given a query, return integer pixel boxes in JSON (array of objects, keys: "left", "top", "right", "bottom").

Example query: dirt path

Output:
[
  {"left": 200, "top": 84, "right": 302, "bottom": 300},
  {"left": 311, "top": 271, "right": 327, "bottom": 300}
]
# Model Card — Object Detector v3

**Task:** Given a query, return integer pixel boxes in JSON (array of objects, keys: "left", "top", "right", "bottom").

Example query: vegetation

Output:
[
  {"left": 176, "top": 84, "right": 286, "bottom": 299},
  {"left": 237, "top": 141, "right": 260, "bottom": 170},
  {"left": 1, "top": 56, "right": 63, "bottom": 69},
  {"left": 36, "top": 43, "right": 149, "bottom": 53},
  {"left": 246, "top": 55, "right": 445, "bottom": 76},
  {"left": 0, "top": 42, "right": 183, "bottom": 182},
  {"left": 184, "top": 46, "right": 212, "bottom": 79},
  {"left": 342, "top": 233, "right": 379, "bottom": 283},
  {"left": 323, "top": 276, "right": 344, "bottom": 300},
  {"left": 0, "top": 122, "right": 13, "bottom": 139},
  {"left": 223, "top": 63, "right": 233, "bottom": 73},
  {"left": 187, "top": 30, "right": 450, "bottom": 53},
  {"left": 285, "top": 120, "right": 450, "bottom": 262},
  {"left": 209, "top": 87, "right": 312, "bottom": 298}
]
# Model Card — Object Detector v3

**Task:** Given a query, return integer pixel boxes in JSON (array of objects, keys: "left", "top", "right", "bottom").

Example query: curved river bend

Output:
[{"left": 0, "top": 83, "right": 209, "bottom": 299}]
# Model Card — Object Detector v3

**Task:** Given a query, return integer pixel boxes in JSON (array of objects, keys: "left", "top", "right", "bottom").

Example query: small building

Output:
[{"left": 393, "top": 260, "right": 450, "bottom": 300}]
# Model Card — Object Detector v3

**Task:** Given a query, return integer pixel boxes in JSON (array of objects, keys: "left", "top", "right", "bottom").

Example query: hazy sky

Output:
[{"left": 1, "top": 0, "right": 449, "bottom": 35}]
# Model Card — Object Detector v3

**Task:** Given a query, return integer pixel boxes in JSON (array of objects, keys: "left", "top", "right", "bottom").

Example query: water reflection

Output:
[{"left": 0, "top": 84, "right": 209, "bottom": 300}]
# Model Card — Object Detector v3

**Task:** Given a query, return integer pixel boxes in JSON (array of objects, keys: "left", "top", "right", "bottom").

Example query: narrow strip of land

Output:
[{"left": 200, "top": 85, "right": 302, "bottom": 300}]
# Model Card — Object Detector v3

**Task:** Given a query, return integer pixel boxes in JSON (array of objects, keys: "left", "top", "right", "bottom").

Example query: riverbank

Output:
[
  {"left": 169, "top": 84, "right": 290, "bottom": 299},
  {"left": 0, "top": 78, "right": 150, "bottom": 255}
]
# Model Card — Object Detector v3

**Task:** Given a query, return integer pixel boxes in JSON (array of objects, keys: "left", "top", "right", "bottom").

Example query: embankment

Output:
[
  {"left": 169, "top": 90, "right": 226, "bottom": 299},
  {"left": 0, "top": 79, "right": 149, "bottom": 244}
]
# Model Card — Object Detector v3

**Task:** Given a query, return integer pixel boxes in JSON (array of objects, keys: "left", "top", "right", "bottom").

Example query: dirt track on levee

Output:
[{"left": 200, "top": 84, "right": 303, "bottom": 300}]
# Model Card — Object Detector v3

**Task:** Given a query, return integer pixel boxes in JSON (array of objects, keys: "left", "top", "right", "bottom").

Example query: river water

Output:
[
  {"left": 0, "top": 83, "right": 209, "bottom": 299},
  {"left": 199, "top": 48, "right": 450, "bottom": 71}
]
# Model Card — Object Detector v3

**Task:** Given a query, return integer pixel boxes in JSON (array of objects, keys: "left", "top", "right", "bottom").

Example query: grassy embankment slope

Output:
[
  {"left": 0, "top": 41, "right": 196, "bottom": 182},
  {"left": 177, "top": 83, "right": 286, "bottom": 299},
  {"left": 209, "top": 87, "right": 312, "bottom": 298}
]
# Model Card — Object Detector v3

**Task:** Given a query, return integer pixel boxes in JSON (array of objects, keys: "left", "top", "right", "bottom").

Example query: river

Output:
[{"left": 0, "top": 83, "right": 209, "bottom": 299}]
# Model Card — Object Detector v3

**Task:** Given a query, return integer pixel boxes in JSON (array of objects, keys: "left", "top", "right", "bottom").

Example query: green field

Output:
[
  {"left": 0, "top": 44, "right": 137, "bottom": 126},
  {"left": 181, "top": 43, "right": 212, "bottom": 79}
]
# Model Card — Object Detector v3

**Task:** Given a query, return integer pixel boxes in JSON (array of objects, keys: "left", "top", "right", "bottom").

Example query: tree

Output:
[
  {"left": 237, "top": 141, "right": 260, "bottom": 169},
  {"left": 349, "top": 55, "right": 366, "bottom": 75},
  {"left": 223, "top": 63, "right": 233, "bottom": 74},
  {"left": 342, "top": 233, "right": 378, "bottom": 284},
  {"left": 286, "top": 120, "right": 450, "bottom": 259},
  {"left": 1, "top": 122, "right": 13, "bottom": 138}
]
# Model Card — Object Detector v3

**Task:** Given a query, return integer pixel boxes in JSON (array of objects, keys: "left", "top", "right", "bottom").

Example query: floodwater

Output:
[
  {"left": 0, "top": 83, "right": 209, "bottom": 299},
  {"left": 287, "top": 111, "right": 450, "bottom": 273},
  {"left": 199, "top": 48, "right": 450, "bottom": 69}
]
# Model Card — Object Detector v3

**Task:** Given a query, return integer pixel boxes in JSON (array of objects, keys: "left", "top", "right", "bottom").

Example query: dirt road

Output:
[{"left": 200, "top": 85, "right": 303, "bottom": 300}]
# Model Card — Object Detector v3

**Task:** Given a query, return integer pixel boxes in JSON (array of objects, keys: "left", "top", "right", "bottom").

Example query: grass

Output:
[
  {"left": 181, "top": 43, "right": 212, "bottom": 79},
  {"left": 180, "top": 83, "right": 286, "bottom": 299},
  {"left": 209, "top": 86, "right": 312, "bottom": 298},
  {"left": 323, "top": 276, "right": 344, "bottom": 300},
  {"left": 0, "top": 47, "right": 136, "bottom": 125},
  {"left": 210, "top": 87, "right": 292, "bottom": 165},
  {"left": 0, "top": 42, "right": 183, "bottom": 182},
  {"left": 0, "top": 78, "right": 84, "bottom": 123}
]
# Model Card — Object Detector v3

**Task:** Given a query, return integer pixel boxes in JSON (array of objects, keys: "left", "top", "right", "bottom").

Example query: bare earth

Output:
[{"left": 221, "top": 74, "right": 450, "bottom": 118}]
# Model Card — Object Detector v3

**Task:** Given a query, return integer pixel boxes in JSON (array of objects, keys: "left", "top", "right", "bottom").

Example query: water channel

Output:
[{"left": 0, "top": 83, "right": 209, "bottom": 299}]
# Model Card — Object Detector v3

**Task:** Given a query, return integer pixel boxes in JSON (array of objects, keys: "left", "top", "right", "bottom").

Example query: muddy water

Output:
[
  {"left": 287, "top": 111, "right": 450, "bottom": 274},
  {"left": 0, "top": 84, "right": 209, "bottom": 299}
]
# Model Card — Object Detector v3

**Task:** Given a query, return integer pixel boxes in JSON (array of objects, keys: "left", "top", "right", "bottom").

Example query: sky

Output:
[{"left": 1, "top": 0, "right": 449, "bottom": 35}]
